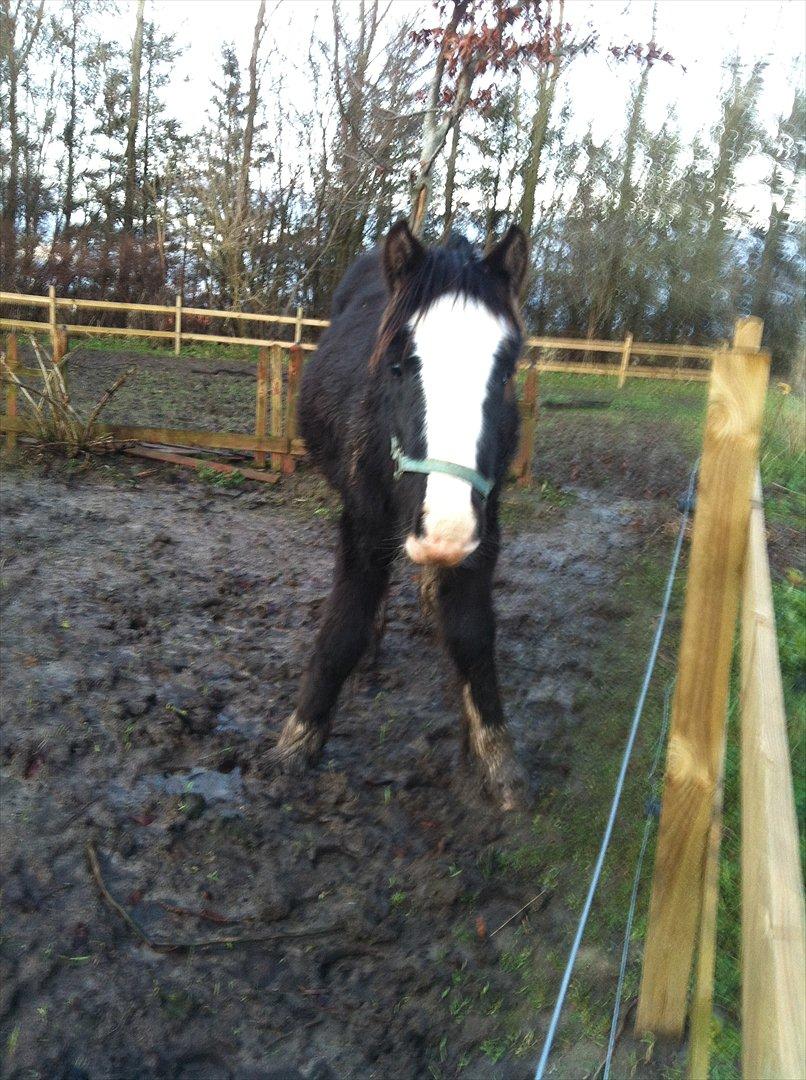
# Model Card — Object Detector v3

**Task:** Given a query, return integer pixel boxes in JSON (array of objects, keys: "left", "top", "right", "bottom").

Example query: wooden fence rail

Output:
[
  {"left": 0, "top": 288, "right": 714, "bottom": 383},
  {"left": 0, "top": 286, "right": 721, "bottom": 480},
  {"left": 741, "top": 472, "right": 806, "bottom": 1079}
]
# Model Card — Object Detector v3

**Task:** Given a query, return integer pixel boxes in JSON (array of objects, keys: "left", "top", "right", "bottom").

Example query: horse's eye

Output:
[{"left": 391, "top": 362, "right": 402, "bottom": 377}]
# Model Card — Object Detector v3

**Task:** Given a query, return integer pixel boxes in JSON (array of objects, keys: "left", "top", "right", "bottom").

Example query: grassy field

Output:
[{"left": 533, "top": 372, "right": 805, "bottom": 1078}]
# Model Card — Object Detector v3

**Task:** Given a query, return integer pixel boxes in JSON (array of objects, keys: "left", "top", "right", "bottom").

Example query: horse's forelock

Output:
[{"left": 369, "top": 247, "right": 519, "bottom": 371}]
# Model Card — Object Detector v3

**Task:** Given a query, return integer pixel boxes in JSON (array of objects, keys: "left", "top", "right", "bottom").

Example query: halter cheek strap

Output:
[{"left": 390, "top": 436, "right": 494, "bottom": 500}]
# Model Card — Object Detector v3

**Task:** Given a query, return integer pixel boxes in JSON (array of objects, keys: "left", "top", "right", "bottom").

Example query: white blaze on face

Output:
[{"left": 404, "top": 293, "right": 508, "bottom": 567}]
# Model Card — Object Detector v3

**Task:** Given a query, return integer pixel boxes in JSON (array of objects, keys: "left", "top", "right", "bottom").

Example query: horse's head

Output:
[{"left": 376, "top": 220, "right": 528, "bottom": 568}]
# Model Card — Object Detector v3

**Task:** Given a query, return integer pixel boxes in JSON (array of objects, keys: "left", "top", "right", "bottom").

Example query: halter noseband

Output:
[{"left": 390, "top": 436, "right": 494, "bottom": 500}]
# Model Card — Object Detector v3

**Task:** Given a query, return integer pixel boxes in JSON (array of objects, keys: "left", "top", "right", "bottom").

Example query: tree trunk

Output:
[
  {"left": 123, "top": 0, "right": 145, "bottom": 234},
  {"left": 410, "top": 1, "right": 468, "bottom": 237},
  {"left": 751, "top": 173, "right": 785, "bottom": 319},
  {"left": 238, "top": 0, "right": 266, "bottom": 228},
  {"left": 62, "top": 0, "right": 79, "bottom": 234},
  {"left": 484, "top": 119, "right": 508, "bottom": 250},
  {"left": 589, "top": 3, "right": 655, "bottom": 341},
  {"left": 441, "top": 119, "right": 461, "bottom": 240},
  {"left": 0, "top": 0, "right": 45, "bottom": 286},
  {"left": 142, "top": 22, "right": 153, "bottom": 237},
  {"left": 519, "top": 0, "right": 563, "bottom": 243}
]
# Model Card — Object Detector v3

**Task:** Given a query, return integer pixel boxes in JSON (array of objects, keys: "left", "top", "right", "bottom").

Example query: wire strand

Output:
[
  {"left": 534, "top": 464, "right": 698, "bottom": 1080},
  {"left": 601, "top": 679, "right": 674, "bottom": 1080}
]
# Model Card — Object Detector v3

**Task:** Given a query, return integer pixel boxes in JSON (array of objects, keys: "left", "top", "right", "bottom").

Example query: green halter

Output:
[{"left": 390, "top": 436, "right": 494, "bottom": 500}]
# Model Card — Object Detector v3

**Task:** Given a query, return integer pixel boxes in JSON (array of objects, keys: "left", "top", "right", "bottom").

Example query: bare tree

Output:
[
  {"left": 123, "top": 0, "right": 145, "bottom": 234},
  {"left": 0, "top": 0, "right": 46, "bottom": 284}
]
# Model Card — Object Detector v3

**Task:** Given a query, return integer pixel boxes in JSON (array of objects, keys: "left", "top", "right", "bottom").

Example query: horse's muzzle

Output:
[{"left": 404, "top": 533, "right": 480, "bottom": 567}]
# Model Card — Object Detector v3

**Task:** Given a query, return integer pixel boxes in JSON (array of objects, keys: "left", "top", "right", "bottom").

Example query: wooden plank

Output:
[
  {"left": 254, "top": 347, "right": 269, "bottom": 469},
  {"left": 0, "top": 414, "right": 290, "bottom": 454},
  {"left": 294, "top": 305, "right": 304, "bottom": 344},
  {"left": 741, "top": 471, "right": 806, "bottom": 1079},
  {"left": 0, "top": 291, "right": 51, "bottom": 307},
  {"left": 527, "top": 336, "right": 623, "bottom": 355},
  {"left": 181, "top": 304, "right": 298, "bottom": 325},
  {"left": 635, "top": 317, "right": 770, "bottom": 1037},
  {"left": 0, "top": 318, "right": 50, "bottom": 333},
  {"left": 523, "top": 359, "right": 710, "bottom": 382},
  {"left": 534, "top": 361, "right": 619, "bottom": 377},
  {"left": 4, "top": 333, "right": 18, "bottom": 450},
  {"left": 618, "top": 333, "right": 633, "bottom": 388},
  {"left": 524, "top": 336, "right": 714, "bottom": 362},
  {"left": 174, "top": 295, "right": 182, "bottom": 356},
  {"left": 123, "top": 446, "right": 281, "bottom": 483},
  {"left": 56, "top": 297, "right": 173, "bottom": 315},
  {"left": 687, "top": 730, "right": 727, "bottom": 1080},
  {"left": 269, "top": 344, "right": 284, "bottom": 471},
  {"left": 182, "top": 332, "right": 316, "bottom": 350}
]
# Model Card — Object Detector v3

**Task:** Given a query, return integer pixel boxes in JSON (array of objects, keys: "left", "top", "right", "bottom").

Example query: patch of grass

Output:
[
  {"left": 197, "top": 465, "right": 245, "bottom": 489},
  {"left": 61, "top": 333, "right": 265, "bottom": 363}
]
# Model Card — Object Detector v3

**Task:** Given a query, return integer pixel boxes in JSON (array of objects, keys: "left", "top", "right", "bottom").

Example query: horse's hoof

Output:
[
  {"left": 484, "top": 755, "right": 528, "bottom": 812},
  {"left": 266, "top": 713, "right": 324, "bottom": 775},
  {"left": 462, "top": 687, "right": 527, "bottom": 811}
]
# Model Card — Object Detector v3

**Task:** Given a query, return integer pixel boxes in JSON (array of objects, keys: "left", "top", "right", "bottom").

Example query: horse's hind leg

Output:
[
  {"left": 271, "top": 512, "right": 392, "bottom": 772},
  {"left": 435, "top": 555, "right": 526, "bottom": 811}
]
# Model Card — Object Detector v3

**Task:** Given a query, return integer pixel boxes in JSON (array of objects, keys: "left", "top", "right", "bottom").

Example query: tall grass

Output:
[{"left": 1, "top": 338, "right": 134, "bottom": 456}]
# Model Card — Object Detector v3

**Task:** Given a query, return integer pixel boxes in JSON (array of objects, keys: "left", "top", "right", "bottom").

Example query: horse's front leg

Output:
[
  {"left": 436, "top": 553, "right": 526, "bottom": 811},
  {"left": 271, "top": 512, "right": 392, "bottom": 773}
]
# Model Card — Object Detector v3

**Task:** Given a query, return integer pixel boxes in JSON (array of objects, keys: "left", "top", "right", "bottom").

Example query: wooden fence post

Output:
[
  {"left": 53, "top": 325, "right": 68, "bottom": 364},
  {"left": 618, "top": 333, "right": 633, "bottom": 388},
  {"left": 285, "top": 344, "right": 303, "bottom": 475},
  {"left": 48, "top": 285, "right": 57, "bottom": 353},
  {"left": 294, "top": 305, "right": 303, "bottom": 345},
  {"left": 174, "top": 294, "right": 182, "bottom": 356},
  {"left": 635, "top": 316, "right": 769, "bottom": 1037},
  {"left": 269, "top": 344, "right": 284, "bottom": 472},
  {"left": 5, "top": 333, "right": 18, "bottom": 451},
  {"left": 516, "top": 364, "right": 538, "bottom": 486},
  {"left": 254, "top": 347, "right": 269, "bottom": 469},
  {"left": 741, "top": 472, "right": 806, "bottom": 1079}
]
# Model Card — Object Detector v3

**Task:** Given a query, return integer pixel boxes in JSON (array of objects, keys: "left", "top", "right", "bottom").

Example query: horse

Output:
[{"left": 270, "top": 220, "right": 529, "bottom": 810}]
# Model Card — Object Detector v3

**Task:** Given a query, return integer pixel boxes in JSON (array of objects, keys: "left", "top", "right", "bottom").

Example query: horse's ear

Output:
[
  {"left": 484, "top": 225, "right": 529, "bottom": 297},
  {"left": 383, "top": 219, "right": 425, "bottom": 292}
]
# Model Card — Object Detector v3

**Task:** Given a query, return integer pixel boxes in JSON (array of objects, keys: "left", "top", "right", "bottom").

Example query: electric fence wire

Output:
[
  {"left": 601, "top": 679, "right": 675, "bottom": 1080},
  {"left": 534, "top": 463, "right": 698, "bottom": 1080}
]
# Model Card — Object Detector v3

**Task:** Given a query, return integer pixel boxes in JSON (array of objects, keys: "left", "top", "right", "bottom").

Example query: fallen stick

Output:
[
  {"left": 489, "top": 889, "right": 547, "bottom": 936},
  {"left": 157, "top": 901, "right": 248, "bottom": 925},
  {"left": 86, "top": 842, "right": 338, "bottom": 952}
]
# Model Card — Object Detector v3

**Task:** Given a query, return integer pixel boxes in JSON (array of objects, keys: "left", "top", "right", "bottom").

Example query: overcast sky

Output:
[{"left": 88, "top": 1, "right": 806, "bottom": 225}]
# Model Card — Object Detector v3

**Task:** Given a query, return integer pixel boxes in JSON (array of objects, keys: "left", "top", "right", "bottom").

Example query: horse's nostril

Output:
[{"left": 413, "top": 508, "right": 425, "bottom": 537}]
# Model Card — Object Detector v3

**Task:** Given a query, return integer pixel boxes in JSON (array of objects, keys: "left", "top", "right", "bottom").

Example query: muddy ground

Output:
[{"left": 0, "top": 449, "right": 689, "bottom": 1080}]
